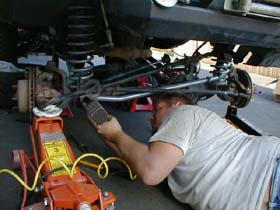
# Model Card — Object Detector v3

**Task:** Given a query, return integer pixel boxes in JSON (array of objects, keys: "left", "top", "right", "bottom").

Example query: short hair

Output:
[{"left": 152, "top": 92, "right": 196, "bottom": 106}]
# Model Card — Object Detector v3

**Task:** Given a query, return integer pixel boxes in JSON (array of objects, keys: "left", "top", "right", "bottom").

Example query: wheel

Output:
[{"left": 106, "top": 203, "right": 115, "bottom": 210}]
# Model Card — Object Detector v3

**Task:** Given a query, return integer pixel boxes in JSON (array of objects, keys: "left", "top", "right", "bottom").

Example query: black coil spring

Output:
[{"left": 67, "top": 5, "right": 95, "bottom": 87}]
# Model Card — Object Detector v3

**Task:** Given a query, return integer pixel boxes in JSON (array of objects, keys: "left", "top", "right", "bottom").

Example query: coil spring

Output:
[
  {"left": 211, "top": 60, "right": 232, "bottom": 84},
  {"left": 67, "top": 5, "right": 95, "bottom": 87},
  {"left": 212, "top": 60, "right": 231, "bottom": 71}
]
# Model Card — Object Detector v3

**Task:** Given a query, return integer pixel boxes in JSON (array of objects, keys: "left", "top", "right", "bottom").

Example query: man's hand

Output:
[
  {"left": 97, "top": 115, "right": 123, "bottom": 142},
  {"left": 93, "top": 114, "right": 183, "bottom": 186}
]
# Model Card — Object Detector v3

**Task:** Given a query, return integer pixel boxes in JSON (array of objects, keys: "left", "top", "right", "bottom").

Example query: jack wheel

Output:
[
  {"left": 107, "top": 204, "right": 115, "bottom": 210},
  {"left": 12, "top": 150, "right": 22, "bottom": 170}
]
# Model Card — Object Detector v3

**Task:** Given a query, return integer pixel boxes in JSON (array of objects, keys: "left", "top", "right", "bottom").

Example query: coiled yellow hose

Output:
[{"left": 0, "top": 153, "right": 136, "bottom": 191}]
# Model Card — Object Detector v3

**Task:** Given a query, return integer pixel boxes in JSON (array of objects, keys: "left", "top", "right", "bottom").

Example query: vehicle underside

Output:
[{"left": 0, "top": 0, "right": 280, "bottom": 111}]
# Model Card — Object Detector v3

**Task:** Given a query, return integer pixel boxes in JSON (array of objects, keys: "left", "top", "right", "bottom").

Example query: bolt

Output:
[
  {"left": 34, "top": 185, "right": 44, "bottom": 193},
  {"left": 43, "top": 197, "right": 49, "bottom": 206},
  {"left": 79, "top": 203, "right": 91, "bottom": 210},
  {"left": 107, "top": 203, "right": 115, "bottom": 210},
  {"left": 28, "top": 208, "right": 33, "bottom": 210},
  {"left": 103, "top": 191, "right": 109, "bottom": 197},
  {"left": 12, "top": 84, "right": 18, "bottom": 89}
]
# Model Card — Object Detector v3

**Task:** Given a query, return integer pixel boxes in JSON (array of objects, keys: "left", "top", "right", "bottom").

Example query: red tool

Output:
[
  {"left": 130, "top": 77, "right": 153, "bottom": 112},
  {"left": 14, "top": 116, "right": 116, "bottom": 210}
]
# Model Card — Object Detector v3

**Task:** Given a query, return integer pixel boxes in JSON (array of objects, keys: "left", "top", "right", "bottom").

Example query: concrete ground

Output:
[{"left": 0, "top": 70, "right": 279, "bottom": 210}]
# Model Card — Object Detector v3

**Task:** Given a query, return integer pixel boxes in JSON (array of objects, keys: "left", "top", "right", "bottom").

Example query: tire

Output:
[
  {"left": 0, "top": 22, "right": 17, "bottom": 64},
  {"left": 0, "top": 72, "right": 24, "bottom": 109},
  {"left": 0, "top": 22, "right": 21, "bottom": 109}
]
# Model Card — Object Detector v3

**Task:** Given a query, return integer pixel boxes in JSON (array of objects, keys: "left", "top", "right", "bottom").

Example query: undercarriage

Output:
[
  {"left": 13, "top": 50, "right": 253, "bottom": 113},
  {"left": 1, "top": 0, "right": 278, "bottom": 110}
]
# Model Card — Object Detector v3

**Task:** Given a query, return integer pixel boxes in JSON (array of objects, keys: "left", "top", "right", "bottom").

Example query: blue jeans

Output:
[{"left": 269, "top": 157, "right": 280, "bottom": 210}]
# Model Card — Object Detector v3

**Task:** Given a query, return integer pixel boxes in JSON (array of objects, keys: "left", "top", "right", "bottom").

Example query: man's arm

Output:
[{"left": 97, "top": 115, "right": 184, "bottom": 185}]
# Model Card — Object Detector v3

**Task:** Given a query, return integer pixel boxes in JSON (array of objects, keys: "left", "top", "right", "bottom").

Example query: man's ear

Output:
[{"left": 173, "top": 101, "right": 184, "bottom": 107}]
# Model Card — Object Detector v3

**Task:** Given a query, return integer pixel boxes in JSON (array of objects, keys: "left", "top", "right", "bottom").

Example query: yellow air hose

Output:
[{"left": 0, "top": 153, "right": 136, "bottom": 191}]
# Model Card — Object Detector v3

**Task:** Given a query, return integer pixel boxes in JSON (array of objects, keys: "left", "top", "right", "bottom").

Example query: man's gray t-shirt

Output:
[{"left": 149, "top": 105, "right": 280, "bottom": 210}]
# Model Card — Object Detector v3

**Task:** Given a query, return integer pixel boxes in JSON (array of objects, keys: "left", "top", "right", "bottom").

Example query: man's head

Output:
[{"left": 149, "top": 92, "right": 195, "bottom": 133}]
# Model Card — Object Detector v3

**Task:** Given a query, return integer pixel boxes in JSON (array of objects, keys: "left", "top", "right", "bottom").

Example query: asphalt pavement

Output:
[{"left": 0, "top": 70, "right": 279, "bottom": 210}]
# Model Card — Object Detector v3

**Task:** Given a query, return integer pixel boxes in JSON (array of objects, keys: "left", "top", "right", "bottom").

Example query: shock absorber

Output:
[{"left": 67, "top": 5, "right": 95, "bottom": 88}]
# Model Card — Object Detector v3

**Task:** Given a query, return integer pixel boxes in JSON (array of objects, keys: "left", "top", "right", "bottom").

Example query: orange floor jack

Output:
[{"left": 12, "top": 115, "right": 116, "bottom": 210}]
